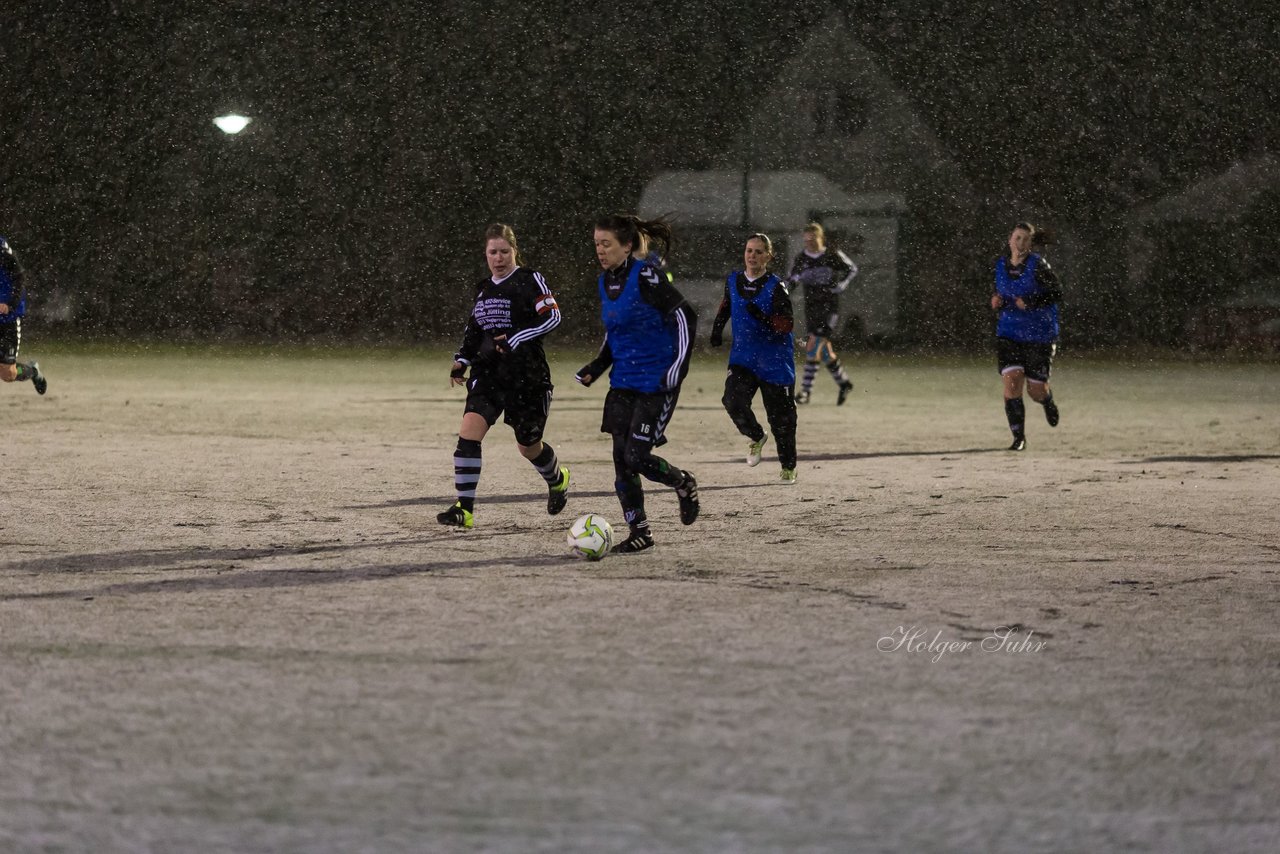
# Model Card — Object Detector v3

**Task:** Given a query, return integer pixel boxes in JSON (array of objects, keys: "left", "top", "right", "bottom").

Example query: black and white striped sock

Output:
[
  {"left": 454, "top": 437, "right": 482, "bottom": 512},
  {"left": 530, "top": 443, "right": 561, "bottom": 486}
]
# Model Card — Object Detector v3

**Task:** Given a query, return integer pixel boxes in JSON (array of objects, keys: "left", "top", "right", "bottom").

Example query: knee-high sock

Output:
[
  {"left": 800, "top": 360, "right": 819, "bottom": 393},
  {"left": 1004, "top": 398, "right": 1025, "bottom": 438},
  {"left": 454, "top": 437, "right": 482, "bottom": 512},
  {"left": 826, "top": 357, "right": 851, "bottom": 387},
  {"left": 530, "top": 443, "right": 562, "bottom": 486}
]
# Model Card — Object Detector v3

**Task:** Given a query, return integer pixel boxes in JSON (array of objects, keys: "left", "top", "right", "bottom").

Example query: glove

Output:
[
  {"left": 492, "top": 335, "right": 512, "bottom": 356},
  {"left": 709, "top": 328, "right": 724, "bottom": 347},
  {"left": 450, "top": 363, "right": 466, "bottom": 381},
  {"left": 575, "top": 365, "right": 595, "bottom": 387}
]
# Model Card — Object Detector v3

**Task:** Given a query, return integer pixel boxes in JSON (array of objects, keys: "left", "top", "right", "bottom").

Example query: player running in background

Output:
[
  {"left": 437, "top": 223, "right": 569, "bottom": 528},
  {"left": 709, "top": 233, "right": 799, "bottom": 484},
  {"left": 990, "top": 221, "right": 1062, "bottom": 451},
  {"left": 789, "top": 222, "right": 857, "bottom": 405},
  {"left": 576, "top": 214, "right": 699, "bottom": 554},
  {"left": 0, "top": 236, "right": 48, "bottom": 396}
]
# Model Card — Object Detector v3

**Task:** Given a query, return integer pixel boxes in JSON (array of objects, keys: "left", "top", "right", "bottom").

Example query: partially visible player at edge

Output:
[
  {"left": 991, "top": 220, "right": 1062, "bottom": 451},
  {"left": 0, "top": 236, "right": 47, "bottom": 396},
  {"left": 438, "top": 223, "right": 569, "bottom": 528},
  {"left": 789, "top": 222, "right": 856, "bottom": 405},
  {"left": 710, "top": 232, "right": 799, "bottom": 484},
  {"left": 576, "top": 214, "right": 699, "bottom": 554}
]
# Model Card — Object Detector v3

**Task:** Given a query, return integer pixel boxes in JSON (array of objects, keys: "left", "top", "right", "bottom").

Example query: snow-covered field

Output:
[{"left": 3, "top": 345, "right": 1278, "bottom": 852}]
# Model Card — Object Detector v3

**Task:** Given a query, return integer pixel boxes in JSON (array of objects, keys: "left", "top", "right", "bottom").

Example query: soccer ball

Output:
[{"left": 567, "top": 513, "right": 613, "bottom": 561}]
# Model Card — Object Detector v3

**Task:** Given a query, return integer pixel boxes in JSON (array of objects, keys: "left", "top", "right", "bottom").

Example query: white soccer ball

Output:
[{"left": 567, "top": 513, "right": 613, "bottom": 561}]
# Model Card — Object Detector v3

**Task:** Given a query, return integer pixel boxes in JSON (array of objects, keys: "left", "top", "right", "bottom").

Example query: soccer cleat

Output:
[
  {"left": 746, "top": 432, "right": 768, "bottom": 467},
  {"left": 547, "top": 466, "right": 570, "bottom": 515},
  {"left": 837, "top": 381, "right": 853, "bottom": 406},
  {"left": 30, "top": 362, "right": 47, "bottom": 396},
  {"left": 794, "top": 389, "right": 811, "bottom": 405},
  {"left": 675, "top": 470, "right": 700, "bottom": 525},
  {"left": 612, "top": 530, "right": 655, "bottom": 554},
  {"left": 1008, "top": 437, "right": 1026, "bottom": 452},
  {"left": 1044, "top": 399, "right": 1060, "bottom": 427},
  {"left": 780, "top": 468, "right": 798, "bottom": 484},
  {"left": 436, "top": 501, "right": 474, "bottom": 528}
]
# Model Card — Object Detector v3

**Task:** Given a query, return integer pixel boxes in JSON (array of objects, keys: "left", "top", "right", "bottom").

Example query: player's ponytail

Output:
[
  {"left": 1015, "top": 221, "right": 1054, "bottom": 249},
  {"left": 595, "top": 213, "right": 676, "bottom": 257}
]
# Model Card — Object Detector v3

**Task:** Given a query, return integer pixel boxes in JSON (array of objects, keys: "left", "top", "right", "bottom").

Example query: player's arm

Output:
[
  {"left": 0, "top": 242, "right": 24, "bottom": 315},
  {"left": 639, "top": 266, "right": 697, "bottom": 388},
  {"left": 709, "top": 279, "right": 731, "bottom": 347},
  {"left": 991, "top": 258, "right": 1009, "bottom": 309},
  {"left": 767, "top": 279, "right": 795, "bottom": 335},
  {"left": 576, "top": 336, "right": 613, "bottom": 387},
  {"left": 506, "top": 271, "right": 562, "bottom": 350},
  {"left": 832, "top": 250, "right": 858, "bottom": 294},
  {"left": 1021, "top": 259, "right": 1063, "bottom": 308},
  {"left": 787, "top": 255, "right": 803, "bottom": 285},
  {"left": 449, "top": 317, "right": 483, "bottom": 385}
]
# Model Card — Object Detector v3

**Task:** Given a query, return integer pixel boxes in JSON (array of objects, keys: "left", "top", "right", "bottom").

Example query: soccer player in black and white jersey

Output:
[
  {"left": 789, "top": 222, "right": 857, "bottom": 405},
  {"left": 437, "top": 224, "right": 569, "bottom": 529},
  {"left": 0, "top": 236, "right": 48, "bottom": 395}
]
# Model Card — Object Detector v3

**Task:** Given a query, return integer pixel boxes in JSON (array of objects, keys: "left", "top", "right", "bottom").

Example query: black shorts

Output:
[
  {"left": 0, "top": 320, "right": 19, "bottom": 365},
  {"left": 601, "top": 387, "right": 680, "bottom": 446},
  {"left": 464, "top": 376, "right": 553, "bottom": 446},
  {"left": 996, "top": 337, "right": 1056, "bottom": 383},
  {"left": 803, "top": 289, "right": 840, "bottom": 338}
]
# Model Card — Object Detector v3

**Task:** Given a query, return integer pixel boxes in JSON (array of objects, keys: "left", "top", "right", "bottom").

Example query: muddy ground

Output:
[{"left": 2, "top": 345, "right": 1278, "bottom": 853}]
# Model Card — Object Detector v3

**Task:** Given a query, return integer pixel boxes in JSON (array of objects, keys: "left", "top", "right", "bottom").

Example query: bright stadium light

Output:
[{"left": 213, "top": 114, "right": 252, "bottom": 135}]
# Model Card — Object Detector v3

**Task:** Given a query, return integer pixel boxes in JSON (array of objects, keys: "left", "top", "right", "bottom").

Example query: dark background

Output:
[{"left": 3, "top": 0, "right": 1277, "bottom": 348}]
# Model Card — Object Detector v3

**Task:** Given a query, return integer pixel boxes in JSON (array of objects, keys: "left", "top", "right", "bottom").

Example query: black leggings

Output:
[{"left": 722, "top": 364, "right": 798, "bottom": 469}]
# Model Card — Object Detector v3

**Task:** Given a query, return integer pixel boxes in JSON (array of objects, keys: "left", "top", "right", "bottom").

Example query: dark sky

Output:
[{"left": 2, "top": 0, "right": 1276, "bottom": 339}]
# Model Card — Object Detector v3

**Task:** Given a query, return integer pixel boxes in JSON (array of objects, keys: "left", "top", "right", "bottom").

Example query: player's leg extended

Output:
[
  {"left": 797, "top": 333, "right": 819, "bottom": 403},
  {"left": 611, "top": 432, "right": 653, "bottom": 552},
  {"left": 1002, "top": 368, "right": 1027, "bottom": 451},
  {"left": 514, "top": 385, "right": 570, "bottom": 514},
  {"left": 438, "top": 411, "right": 491, "bottom": 527},
  {"left": 1027, "top": 379, "right": 1059, "bottom": 427},
  {"left": 819, "top": 333, "right": 854, "bottom": 403},
  {"left": 624, "top": 392, "right": 698, "bottom": 525},
  {"left": 722, "top": 365, "right": 767, "bottom": 464},
  {"left": 761, "top": 381, "right": 798, "bottom": 479},
  {"left": 0, "top": 322, "right": 42, "bottom": 392},
  {"left": 1024, "top": 345, "right": 1059, "bottom": 427}
]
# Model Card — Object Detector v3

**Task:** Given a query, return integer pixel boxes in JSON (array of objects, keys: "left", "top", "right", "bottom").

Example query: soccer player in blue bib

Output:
[
  {"left": 710, "top": 233, "right": 799, "bottom": 483},
  {"left": 577, "top": 214, "right": 699, "bottom": 554},
  {"left": 0, "top": 236, "right": 48, "bottom": 396},
  {"left": 991, "top": 221, "right": 1062, "bottom": 451}
]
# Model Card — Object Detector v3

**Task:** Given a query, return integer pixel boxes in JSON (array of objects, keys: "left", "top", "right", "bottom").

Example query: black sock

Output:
[
  {"left": 615, "top": 475, "right": 647, "bottom": 532},
  {"left": 453, "top": 437, "right": 482, "bottom": 512},
  {"left": 1040, "top": 392, "right": 1055, "bottom": 408},
  {"left": 15, "top": 362, "right": 33, "bottom": 382},
  {"left": 1004, "top": 398, "right": 1025, "bottom": 437}
]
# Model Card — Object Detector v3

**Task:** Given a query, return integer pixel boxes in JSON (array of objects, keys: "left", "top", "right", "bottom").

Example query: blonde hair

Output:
[{"left": 484, "top": 222, "right": 524, "bottom": 266}]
